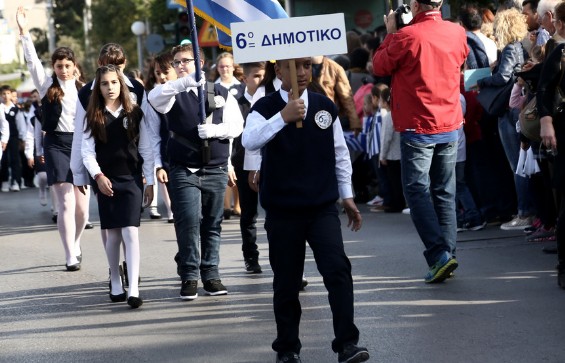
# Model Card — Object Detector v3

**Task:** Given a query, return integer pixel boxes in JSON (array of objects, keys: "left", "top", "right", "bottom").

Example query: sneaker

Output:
[
  {"left": 10, "top": 183, "right": 20, "bottom": 192},
  {"left": 244, "top": 258, "right": 262, "bottom": 274},
  {"left": 1, "top": 181, "right": 9, "bottom": 192},
  {"left": 500, "top": 216, "right": 533, "bottom": 231},
  {"left": 524, "top": 218, "right": 542, "bottom": 234},
  {"left": 465, "top": 220, "right": 487, "bottom": 231},
  {"left": 366, "top": 195, "right": 383, "bottom": 206},
  {"left": 338, "top": 344, "right": 369, "bottom": 363},
  {"left": 276, "top": 352, "right": 302, "bottom": 363},
  {"left": 526, "top": 227, "right": 556, "bottom": 242},
  {"left": 424, "top": 251, "right": 458, "bottom": 283},
  {"left": 180, "top": 280, "right": 198, "bottom": 300},
  {"left": 203, "top": 279, "right": 228, "bottom": 296}
]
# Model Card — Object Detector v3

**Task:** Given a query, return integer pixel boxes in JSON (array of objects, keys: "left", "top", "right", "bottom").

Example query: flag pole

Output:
[
  {"left": 185, "top": 0, "right": 210, "bottom": 163},
  {"left": 288, "top": 60, "right": 302, "bottom": 128}
]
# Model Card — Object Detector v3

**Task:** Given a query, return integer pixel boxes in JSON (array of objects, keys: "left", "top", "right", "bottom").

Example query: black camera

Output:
[{"left": 394, "top": 4, "right": 413, "bottom": 29}]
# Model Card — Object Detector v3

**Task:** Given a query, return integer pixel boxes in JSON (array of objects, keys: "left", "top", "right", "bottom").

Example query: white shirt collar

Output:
[{"left": 105, "top": 104, "right": 123, "bottom": 118}]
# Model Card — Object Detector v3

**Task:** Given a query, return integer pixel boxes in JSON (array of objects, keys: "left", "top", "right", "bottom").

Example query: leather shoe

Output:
[
  {"left": 65, "top": 263, "right": 81, "bottom": 271},
  {"left": 84, "top": 222, "right": 94, "bottom": 229},
  {"left": 127, "top": 296, "right": 143, "bottom": 308},
  {"left": 110, "top": 291, "right": 127, "bottom": 302},
  {"left": 276, "top": 352, "right": 301, "bottom": 363}
]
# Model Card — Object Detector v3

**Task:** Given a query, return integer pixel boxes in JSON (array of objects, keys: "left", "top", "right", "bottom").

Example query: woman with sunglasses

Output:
[{"left": 17, "top": 6, "right": 89, "bottom": 271}]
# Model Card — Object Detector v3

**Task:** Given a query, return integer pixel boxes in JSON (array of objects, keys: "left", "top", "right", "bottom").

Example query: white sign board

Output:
[{"left": 231, "top": 13, "right": 347, "bottom": 64}]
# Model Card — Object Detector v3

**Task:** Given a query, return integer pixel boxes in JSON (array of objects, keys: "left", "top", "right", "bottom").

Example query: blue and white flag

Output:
[{"left": 174, "top": 0, "right": 288, "bottom": 49}]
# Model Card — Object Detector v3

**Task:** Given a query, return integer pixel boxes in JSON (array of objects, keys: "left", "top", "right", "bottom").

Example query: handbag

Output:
[
  {"left": 477, "top": 77, "right": 515, "bottom": 117},
  {"left": 519, "top": 49, "right": 565, "bottom": 142}
]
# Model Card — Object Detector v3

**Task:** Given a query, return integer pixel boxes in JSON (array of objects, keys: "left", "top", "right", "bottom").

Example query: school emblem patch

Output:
[
  {"left": 123, "top": 117, "right": 129, "bottom": 129},
  {"left": 229, "top": 88, "right": 239, "bottom": 97},
  {"left": 314, "top": 110, "right": 332, "bottom": 129},
  {"left": 9, "top": 111, "right": 15, "bottom": 116},
  {"left": 214, "top": 95, "right": 226, "bottom": 109}
]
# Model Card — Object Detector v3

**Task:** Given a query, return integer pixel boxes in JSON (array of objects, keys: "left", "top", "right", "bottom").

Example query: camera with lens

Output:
[{"left": 394, "top": 4, "right": 413, "bottom": 29}]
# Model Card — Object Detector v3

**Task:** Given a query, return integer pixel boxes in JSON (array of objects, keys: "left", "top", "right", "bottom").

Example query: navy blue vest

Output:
[
  {"left": 166, "top": 85, "right": 229, "bottom": 168},
  {"left": 95, "top": 111, "right": 142, "bottom": 177},
  {"left": 5, "top": 106, "right": 19, "bottom": 139},
  {"left": 251, "top": 91, "right": 340, "bottom": 211},
  {"left": 231, "top": 95, "right": 251, "bottom": 171},
  {"left": 156, "top": 107, "right": 171, "bottom": 170},
  {"left": 40, "top": 96, "right": 62, "bottom": 132}
]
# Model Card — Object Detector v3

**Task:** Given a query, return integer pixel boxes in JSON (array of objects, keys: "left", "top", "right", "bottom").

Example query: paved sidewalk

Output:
[{"left": 1, "top": 188, "right": 564, "bottom": 363}]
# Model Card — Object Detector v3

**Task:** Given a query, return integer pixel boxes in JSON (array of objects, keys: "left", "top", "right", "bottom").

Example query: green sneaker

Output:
[{"left": 425, "top": 252, "right": 458, "bottom": 283}]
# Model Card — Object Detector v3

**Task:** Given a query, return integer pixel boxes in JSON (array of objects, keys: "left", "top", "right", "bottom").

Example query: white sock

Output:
[
  {"left": 105, "top": 228, "right": 124, "bottom": 295},
  {"left": 73, "top": 186, "right": 89, "bottom": 257},
  {"left": 122, "top": 226, "right": 140, "bottom": 298}
]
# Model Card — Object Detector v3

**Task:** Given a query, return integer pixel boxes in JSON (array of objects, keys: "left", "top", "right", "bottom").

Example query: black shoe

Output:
[
  {"left": 65, "top": 263, "right": 81, "bottom": 271},
  {"left": 338, "top": 344, "right": 369, "bottom": 363},
  {"left": 300, "top": 277, "right": 308, "bottom": 290},
  {"left": 276, "top": 352, "right": 302, "bottom": 363},
  {"left": 180, "top": 280, "right": 198, "bottom": 300},
  {"left": 150, "top": 213, "right": 162, "bottom": 219},
  {"left": 52, "top": 214, "right": 57, "bottom": 223},
  {"left": 168, "top": 218, "right": 174, "bottom": 223},
  {"left": 84, "top": 222, "right": 94, "bottom": 229},
  {"left": 542, "top": 245, "right": 558, "bottom": 254},
  {"left": 127, "top": 296, "right": 143, "bottom": 308},
  {"left": 203, "top": 279, "right": 228, "bottom": 296},
  {"left": 223, "top": 209, "right": 232, "bottom": 220},
  {"left": 109, "top": 291, "right": 127, "bottom": 302},
  {"left": 244, "top": 258, "right": 262, "bottom": 274}
]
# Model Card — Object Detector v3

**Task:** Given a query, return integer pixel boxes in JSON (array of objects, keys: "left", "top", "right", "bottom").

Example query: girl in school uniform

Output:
[
  {"left": 17, "top": 7, "right": 89, "bottom": 271},
  {"left": 82, "top": 65, "right": 154, "bottom": 309}
]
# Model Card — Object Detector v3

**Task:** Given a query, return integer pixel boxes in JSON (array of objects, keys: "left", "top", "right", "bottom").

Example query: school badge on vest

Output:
[
  {"left": 123, "top": 117, "right": 129, "bottom": 129},
  {"left": 314, "top": 110, "right": 332, "bottom": 129},
  {"left": 9, "top": 111, "right": 15, "bottom": 117},
  {"left": 214, "top": 95, "right": 226, "bottom": 109}
]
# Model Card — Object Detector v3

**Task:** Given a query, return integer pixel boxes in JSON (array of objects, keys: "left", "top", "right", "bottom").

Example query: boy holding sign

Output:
[{"left": 242, "top": 57, "right": 369, "bottom": 363}]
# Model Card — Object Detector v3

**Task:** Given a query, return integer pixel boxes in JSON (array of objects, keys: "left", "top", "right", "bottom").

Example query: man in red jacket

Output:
[{"left": 373, "top": 0, "right": 468, "bottom": 283}]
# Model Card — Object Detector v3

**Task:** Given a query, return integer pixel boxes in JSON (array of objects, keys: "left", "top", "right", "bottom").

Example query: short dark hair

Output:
[
  {"left": 349, "top": 48, "right": 370, "bottom": 69},
  {"left": 241, "top": 62, "right": 266, "bottom": 75},
  {"left": 460, "top": 3, "right": 483, "bottom": 30},
  {"left": 522, "top": 0, "right": 539, "bottom": 11}
]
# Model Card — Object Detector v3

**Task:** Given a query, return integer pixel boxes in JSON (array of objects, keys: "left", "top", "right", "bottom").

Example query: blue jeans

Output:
[
  {"left": 401, "top": 137, "right": 457, "bottom": 267},
  {"left": 168, "top": 164, "right": 228, "bottom": 281},
  {"left": 456, "top": 161, "right": 482, "bottom": 225},
  {"left": 498, "top": 109, "right": 536, "bottom": 217}
]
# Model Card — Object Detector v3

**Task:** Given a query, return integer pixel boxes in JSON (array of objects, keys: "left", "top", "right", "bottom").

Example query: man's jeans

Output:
[
  {"left": 168, "top": 164, "right": 228, "bottom": 282},
  {"left": 401, "top": 137, "right": 457, "bottom": 267}
]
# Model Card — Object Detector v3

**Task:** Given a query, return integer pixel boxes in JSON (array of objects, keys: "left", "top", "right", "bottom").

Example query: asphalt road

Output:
[{"left": 1, "top": 187, "right": 564, "bottom": 363}]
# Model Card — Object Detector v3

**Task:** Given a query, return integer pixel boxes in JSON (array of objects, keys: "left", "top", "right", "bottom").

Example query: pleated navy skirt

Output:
[
  {"left": 93, "top": 173, "right": 143, "bottom": 229},
  {"left": 43, "top": 132, "right": 73, "bottom": 185}
]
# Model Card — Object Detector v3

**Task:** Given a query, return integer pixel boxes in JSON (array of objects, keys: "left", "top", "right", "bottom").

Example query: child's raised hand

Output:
[{"left": 16, "top": 6, "right": 28, "bottom": 34}]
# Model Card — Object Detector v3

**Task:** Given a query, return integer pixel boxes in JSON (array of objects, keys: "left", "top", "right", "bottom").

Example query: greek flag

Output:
[{"left": 174, "top": 0, "right": 288, "bottom": 49}]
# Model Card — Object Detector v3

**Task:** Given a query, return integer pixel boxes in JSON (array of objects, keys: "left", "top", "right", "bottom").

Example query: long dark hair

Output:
[
  {"left": 46, "top": 47, "right": 82, "bottom": 103},
  {"left": 85, "top": 65, "right": 142, "bottom": 143}
]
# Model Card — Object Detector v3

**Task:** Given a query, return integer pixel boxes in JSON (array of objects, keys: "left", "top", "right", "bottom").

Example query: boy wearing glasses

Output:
[{"left": 148, "top": 44, "right": 243, "bottom": 300}]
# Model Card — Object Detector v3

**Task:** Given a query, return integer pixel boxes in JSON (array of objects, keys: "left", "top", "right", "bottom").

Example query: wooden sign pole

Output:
[{"left": 289, "top": 59, "right": 303, "bottom": 128}]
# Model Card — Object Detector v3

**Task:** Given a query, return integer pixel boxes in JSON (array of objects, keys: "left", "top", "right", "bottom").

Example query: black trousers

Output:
[
  {"left": 0, "top": 137, "right": 22, "bottom": 185},
  {"left": 265, "top": 204, "right": 359, "bottom": 354},
  {"left": 235, "top": 168, "right": 259, "bottom": 260}
]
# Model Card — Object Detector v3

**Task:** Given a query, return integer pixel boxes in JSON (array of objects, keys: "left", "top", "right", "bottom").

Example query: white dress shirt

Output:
[
  {"left": 242, "top": 88, "right": 354, "bottom": 199},
  {"left": 21, "top": 34, "right": 78, "bottom": 133},
  {"left": 81, "top": 105, "right": 154, "bottom": 185}
]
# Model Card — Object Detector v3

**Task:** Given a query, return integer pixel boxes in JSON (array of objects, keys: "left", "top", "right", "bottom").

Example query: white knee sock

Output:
[
  {"left": 53, "top": 183, "right": 78, "bottom": 265},
  {"left": 105, "top": 228, "right": 124, "bottom": 295},
  {"left": 122, "top": 226, "right": 140, "bottom": 298}
]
